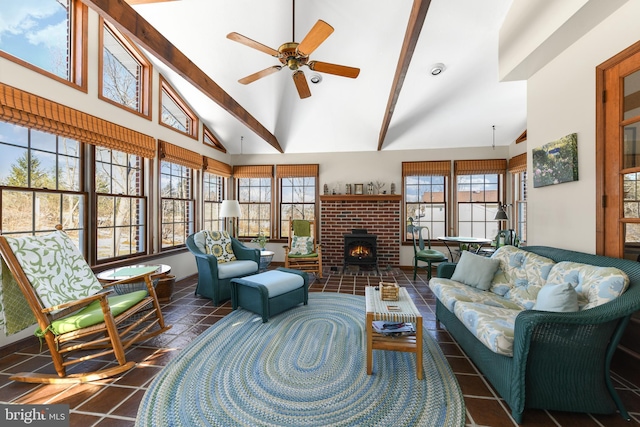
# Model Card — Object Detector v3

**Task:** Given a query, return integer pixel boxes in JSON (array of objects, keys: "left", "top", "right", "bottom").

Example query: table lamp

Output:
[{"left": 220, "top": 200, "right": 241, "bottom": 237}]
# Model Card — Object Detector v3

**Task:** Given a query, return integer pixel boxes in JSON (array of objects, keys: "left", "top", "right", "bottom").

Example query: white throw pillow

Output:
[
  {"left": 534, "top": 282, "right": 579, "bottom": 312},
  {"left": 450, "top": 251, "right": 500, "bottom": 291}
]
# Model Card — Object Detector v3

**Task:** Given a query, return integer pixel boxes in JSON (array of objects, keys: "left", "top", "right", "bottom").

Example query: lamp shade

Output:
[
  {"left": 494, "top": 205, "right": 508, "bottom": 221},
  {"left": 220, "top": 200, "right": 241, "bottom": 217}
]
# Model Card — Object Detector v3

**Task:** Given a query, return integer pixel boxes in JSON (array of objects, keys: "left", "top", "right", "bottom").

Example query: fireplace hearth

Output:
[{"left": 343, "top": 229, "right": 378, "bottom": 273}]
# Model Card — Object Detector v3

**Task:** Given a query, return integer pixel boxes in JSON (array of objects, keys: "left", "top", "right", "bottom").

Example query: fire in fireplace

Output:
[{"left": 343, "top": 229, "right": 378, "bottom": 273}]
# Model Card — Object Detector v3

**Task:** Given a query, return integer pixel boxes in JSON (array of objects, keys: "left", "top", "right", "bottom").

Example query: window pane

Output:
[
  {"left": 1, "top": 190, "right": 33, "bottom": 232},
  {"left": 161, "top": 90, "right": 189, "bottom": 132},
  {"left": 102, "top": 25, "right": 141, "bottom": 111},
  {"left": 0, "top": 0, "right": 71, "bottom": 79}
]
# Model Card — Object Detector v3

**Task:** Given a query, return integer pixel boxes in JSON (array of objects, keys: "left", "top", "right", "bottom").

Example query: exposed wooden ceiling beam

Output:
[
  {"left": 125, "top": 0, "right": 178, "bottom": 5},
  {"left": 377, "top": 0, "right": 431, "bottom": 151},
  {"left": 83, "top": 0, "right": 283, "bottom": 153}
]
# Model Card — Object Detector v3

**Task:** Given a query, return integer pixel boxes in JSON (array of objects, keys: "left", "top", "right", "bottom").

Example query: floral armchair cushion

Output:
[
  {"left": 5, "top": 231, "right": 104, "bottom": 311},
  {"left": 193, "top": 230, "right": 236, "bottom": 263}
]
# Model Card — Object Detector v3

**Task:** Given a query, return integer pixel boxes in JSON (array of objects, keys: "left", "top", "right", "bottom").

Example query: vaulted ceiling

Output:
[{"left": 93, "top": 0, "right": 526, "bottom": 155}]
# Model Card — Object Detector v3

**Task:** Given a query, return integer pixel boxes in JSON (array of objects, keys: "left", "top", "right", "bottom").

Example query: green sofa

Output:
[{"left": 434, "top": 245, "right": 640, "bottom": 423}]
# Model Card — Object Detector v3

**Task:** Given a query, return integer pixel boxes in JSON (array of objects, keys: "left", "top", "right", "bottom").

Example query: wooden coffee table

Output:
[{"left": 365, "top": 286, "right": 423, "bottom": 379}]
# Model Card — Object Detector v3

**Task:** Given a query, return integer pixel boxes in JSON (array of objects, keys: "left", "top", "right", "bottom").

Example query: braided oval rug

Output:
[{"left": 136, "top": 293, "right": 465, "bottom": 427}]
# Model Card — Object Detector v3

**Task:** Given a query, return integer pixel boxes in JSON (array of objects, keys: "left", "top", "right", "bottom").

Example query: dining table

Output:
[{"left": 436, "top": 236, "right": 493, "bottom": 261}]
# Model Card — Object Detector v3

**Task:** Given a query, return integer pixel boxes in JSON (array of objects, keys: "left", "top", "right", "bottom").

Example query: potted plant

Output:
[{"left": 251, "top": 231, "right": 269, "bottom": 250}]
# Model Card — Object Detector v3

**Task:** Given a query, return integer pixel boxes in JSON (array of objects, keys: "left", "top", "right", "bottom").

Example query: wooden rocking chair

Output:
[
  {"left": 0, "top": 226, "right": 171, "bottom": 384},
  {"left": 284, "top": 218, "right": 322, "bottom": 278}
]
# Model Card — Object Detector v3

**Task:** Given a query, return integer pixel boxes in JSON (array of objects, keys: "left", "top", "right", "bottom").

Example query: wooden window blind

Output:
[
  {"left": 204, "top": 156, "right": 231, "bottom": 177},
  {"left": 233, "top": 165, "right": 274, "bottom": 178},
  {"left": 508, "top": 153, "right": 527, "bottom": 173},
  {"left": 0, "top": 83, "right": 156, "bottom": 158},
  {"left": 159, "top": 140, "right": 203, "bottom": 169},
  {"left": 276, "top": 164, "right": 319, "bottom": 178},
  {"left": 402, "top": 161, "right": 451, "bottom": 176},
  {"left": 454, "top": 159, "right": 507, "bottom": 175}
]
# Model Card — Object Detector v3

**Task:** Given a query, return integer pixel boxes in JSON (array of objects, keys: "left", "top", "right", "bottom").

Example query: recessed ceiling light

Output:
[
  {"left": 310, "top": 73, "right": 322, "bottom": 84},
  {"left": 430, "top": 63, "right": 445, "bottom": 76}
]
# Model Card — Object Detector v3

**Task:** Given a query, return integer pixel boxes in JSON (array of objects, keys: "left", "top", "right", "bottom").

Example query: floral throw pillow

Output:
[
  {"left": 290, "top": 236, "right": 314, "bottom": 256},
  {"left": 203, "top": 231, "right": 236, "bottom": 263}
]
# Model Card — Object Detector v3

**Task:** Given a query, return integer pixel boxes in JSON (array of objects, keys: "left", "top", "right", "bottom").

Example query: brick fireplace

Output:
[{"left": 319, "top": 194, "right": 402, "bottom": 268}]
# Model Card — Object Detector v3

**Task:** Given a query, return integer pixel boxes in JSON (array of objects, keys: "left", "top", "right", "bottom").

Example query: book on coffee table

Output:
[{"left": 372, "top": 321, "right": 415, "bottom": 336}]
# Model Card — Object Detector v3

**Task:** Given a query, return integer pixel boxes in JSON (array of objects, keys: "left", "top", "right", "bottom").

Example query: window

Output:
[
  {"left": 454, "top": 160, "right": 506, "bottom": 239},
  {"left": 95, "top": 147, "right": 146, "bottom": 260},
  {"left": 160, "top": 161, "right": 195, "bottom": 249},
  {"left": 160, "top": 77, "right": 198, "bottom": 139},
  {"left": 0, "top": 121, "right": 85, "bottom": 250},
  {"left": 203, "top": 172, "right": 223, "bottom": 232},
  {"left": 509, "top": 153, "right": 527, "bottom": 244},
  {"left": 402, "top": 161, "right": 450, "bottom": 241},
  {"left": 234, "top": 165, "right": 273, "bottom": 238},
  {"left": 99, "top": 20, "right": 151, "bottom": 117},
  {"left": 158, "top": 141, "right": 202, "bottom": 249},
  {"left": 0, "top": 0, "right": 87, "bottom": 88},
  {"left": 203, "top": 125, "right": 226, "bottom": 153},
  {"left": 277, "top": 165, "right": 319, "bottom": 238}
]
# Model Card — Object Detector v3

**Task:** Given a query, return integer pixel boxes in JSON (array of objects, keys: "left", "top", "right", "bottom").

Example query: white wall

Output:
[{"left": 526, "top": 0, "right": 640, "bottom": 251}]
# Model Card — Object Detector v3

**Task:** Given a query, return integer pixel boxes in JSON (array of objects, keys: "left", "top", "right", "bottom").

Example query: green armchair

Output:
[{"left": 186, "top": 231, "right": 260, "bottom": 305}]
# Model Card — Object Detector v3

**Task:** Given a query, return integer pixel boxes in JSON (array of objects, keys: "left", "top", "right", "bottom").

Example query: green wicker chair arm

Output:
[
  {"left": 231, "top": 238, "right": 260, "bottom": 263},
  {"left": 436, "top": 262, "right": 457, "bottom": 279}
]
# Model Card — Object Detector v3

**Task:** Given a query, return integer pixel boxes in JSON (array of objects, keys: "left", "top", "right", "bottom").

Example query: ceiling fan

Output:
[{"left": 227, "top": 13, "right": 360, "bottom": 99}]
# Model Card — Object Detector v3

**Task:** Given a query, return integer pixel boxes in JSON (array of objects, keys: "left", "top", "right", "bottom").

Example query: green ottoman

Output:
[{"left": 231, "top": 267, "right": 309, "bottom": 322}]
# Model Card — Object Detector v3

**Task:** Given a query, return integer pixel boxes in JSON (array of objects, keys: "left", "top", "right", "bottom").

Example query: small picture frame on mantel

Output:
[{"left": 354, "top": 183, "right": 364, "bottom": 195}]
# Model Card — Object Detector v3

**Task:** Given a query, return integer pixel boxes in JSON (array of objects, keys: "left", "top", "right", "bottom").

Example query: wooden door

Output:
[{"left": 598, "top": 42, "right": 640, "bottom": 258}]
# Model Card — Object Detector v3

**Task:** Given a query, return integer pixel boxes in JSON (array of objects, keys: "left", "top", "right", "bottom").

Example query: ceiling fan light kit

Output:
[
  {"left": 227, "top": 17, "right": 360, "bottom": 99},
  {"left": 430, "top": 63, "right": 445, "bottom": 76}
]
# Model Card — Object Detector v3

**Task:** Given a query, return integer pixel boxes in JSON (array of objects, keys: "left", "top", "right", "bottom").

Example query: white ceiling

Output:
[{"left": 129, "top": 0, "right": 526, "bottom": 155}]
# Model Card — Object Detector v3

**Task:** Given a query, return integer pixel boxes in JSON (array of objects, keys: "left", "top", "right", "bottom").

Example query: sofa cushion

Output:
[
  {"left": 450, "top": 251, "right": 500, "bottom": 290},
  {"left": 453, "top": 301, "right": 520, "bottom": 357},
  {"left": 545, "top": 261, "right": 629, "bottom": 310},
  {"left": 430, "top": 278, "right": 523, "bottom": 312},
  {"left": 534, "top": 282, "right": 579, "bottom": 312},
  {"left": 217, "top": 260, "right": 258, "bottom": 279},
  {"left": 193, "top": 230, "right": 237, "bottom": 263},
  {"left": 490, "top": 246, "right": 556, "bottom": 309}
]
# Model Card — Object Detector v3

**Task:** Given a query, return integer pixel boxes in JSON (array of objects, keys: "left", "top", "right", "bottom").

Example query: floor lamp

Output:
[{"left": 220, "top": 200, "right": 241, "bottom": 237}]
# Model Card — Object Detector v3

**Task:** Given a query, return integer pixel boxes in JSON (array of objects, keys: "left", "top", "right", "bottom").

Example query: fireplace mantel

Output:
[{"left": 320, "top": 194, "right": 401, "bottom": 202}]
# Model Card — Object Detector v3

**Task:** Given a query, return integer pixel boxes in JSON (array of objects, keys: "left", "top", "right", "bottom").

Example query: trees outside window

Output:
[
  {"left": 203, "top": 172, "right": 223, "bottom": 232},
  {"left": 237, "top": 178, "right": 271, "bottom": 238},
  {"left": 279, "top": 177, "right": 316, "bottom": 238},
  {"left": 95, "top": 148, "right": 146, "bottom": 260},
  {"left": 160, "top": 77, "right": 198, "bottom": 139},
  {"left": 160, "top": 160, "right": 194, "bottom": 248},
  {"left": 0, "top": 122, "right": 85, "bottom": 251}
]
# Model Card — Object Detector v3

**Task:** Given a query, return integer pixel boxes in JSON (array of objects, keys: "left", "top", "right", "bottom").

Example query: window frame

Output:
[
  {"left": 98, "top": 19, "right": 152, "bottom": 119},
  {"left": 0, "top": 0, "right": 88, "bottom": 92},
  {"left": 455, "top": 172, "right": 503, "bottom": 239},
  {"left": 236, "top": 176, "right": 273, "bottom": 239},
  {"left": 203, "top": 125, "right": 226, "bottom": 153},
  {"left": 159, "top": 160, "right": 195, "bottom": 250},
  {"left": 94, "top": 147, "right": 147, "bottom": 263},
  {"left": 159, "top": 76, "right": 199, "bottom": 140},
  {"left": 403, "top": 174, "right": 448, "bottom": 243},
  {"left": 0, "top": 122, "right": 87, "bottom": 254},
  {"left": 203, "top": 171, "right": 225, "bottom": 232},
  {"left": 513, "top": 170, "right": 527, "bottom": 244},
  {"left": 278, "top": 176, "right": 318, "bottom": 239}
]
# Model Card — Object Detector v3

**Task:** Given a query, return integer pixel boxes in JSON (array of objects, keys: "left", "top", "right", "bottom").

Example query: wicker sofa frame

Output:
[{"left": 435, "top": 246, "right": 640, "bottom": 423}]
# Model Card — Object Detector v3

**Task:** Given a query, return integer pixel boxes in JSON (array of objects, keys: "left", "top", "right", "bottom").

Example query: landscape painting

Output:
[{"left": 532, "top": 133, "right": 579, "bottom": 188}]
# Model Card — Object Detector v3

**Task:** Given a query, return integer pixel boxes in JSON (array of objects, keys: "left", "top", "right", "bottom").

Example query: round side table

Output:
[{"left": 259, "top": 250, "right": 275, "bottom": 272}]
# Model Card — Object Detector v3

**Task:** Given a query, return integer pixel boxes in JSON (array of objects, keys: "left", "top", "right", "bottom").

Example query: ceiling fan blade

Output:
[
  {"left": 238, "top": 66, "right": 283, "bottom": 85},
  {"left": 296, "top": 20, "right": 334, "bottom": 57},
  {"left": 227, "top": 32, "right": 279, "bottom": 56},
  {"left": 292, "top": 70, "right": 311, "bottom": 99},
  {"left": 308, "top": 61, "right": 360, "bottom": 78}
]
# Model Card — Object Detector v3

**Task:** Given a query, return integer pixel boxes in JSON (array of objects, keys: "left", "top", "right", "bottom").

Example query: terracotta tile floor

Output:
[{"left": 0, "top": 268, "right": 639, "bottom": 426}]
